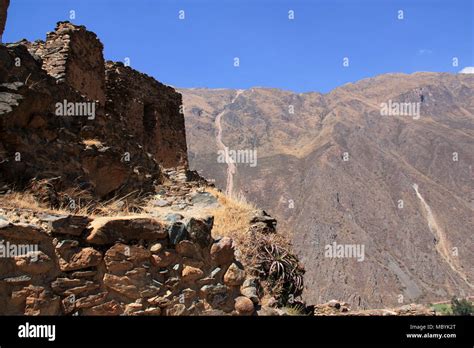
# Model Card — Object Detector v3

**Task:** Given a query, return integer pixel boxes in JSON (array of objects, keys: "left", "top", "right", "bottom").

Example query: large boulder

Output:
[{"left": 86, "top": 217, "right": 168, "bottom": 245}]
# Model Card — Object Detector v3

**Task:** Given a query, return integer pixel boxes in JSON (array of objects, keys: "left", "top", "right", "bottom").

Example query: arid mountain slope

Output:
[{"left": 180, "top": 72, "right": 474, "bottom": 308}]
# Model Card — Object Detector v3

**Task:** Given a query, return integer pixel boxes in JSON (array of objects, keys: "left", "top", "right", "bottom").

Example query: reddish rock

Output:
[
  {"left": 14, "top": 251, "right": 54, "bottom": 274},
  {"left": 223, "top": 263, "right": 246, "bottom": 286},
  {"left": 234, "top": 296, "right": 254, "bottom": 316},
  {"left": 48, "top": 215, "right": 91, "bottom": 236},
  {"left": 103, "top": 273, "right": 141, "bottom": 299},
  {"left": 124, "top": 302, "right": 144, "bottom": 315},
  {"left": 75, "top": 292, "right": 108, "bottom": 309},
  {"left": 166, "top": 303, "right": 187, "bottom": 316},
  {"left": 0, "top": 222, "right": 51, "bottom": 243},
  {"left": 11, "top": 285, "right": 60, "bottom": 315},
  {"left": 175, "top": 240, "right": 201, "bottom": 259},
  {"left": 56, "top": 246, "right": 102, "bottom": 272},
  {"left": 104, "top": 243, "right": 151, "bottom": 274},
  {"left": 82, "top": 300, "right": 124, "bottom": 316},
  {"left": 181, "top": 266, "right": 204, "bottom": 282},
  {"left": 210, "top": 237, "right": 235, "bottom": 266},
  {"left": 143, "top": 307, "right": 162, "bottom": 315},
  {"left": 86, "top": 217, "right": 167, "bottom": 245},
  {"left": 82, "top": 155, "right": 129, "bottom": 197},
  {"left": 151, "top": 250, "right": 177, "bottom": 268},
  {"left": 51, "top": 278, "right": 99, "bottom": 296}
]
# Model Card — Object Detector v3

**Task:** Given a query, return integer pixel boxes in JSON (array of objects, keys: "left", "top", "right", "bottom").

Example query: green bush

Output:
[{"left": 451, "top": 297, "right": 474, "bottom": 316}]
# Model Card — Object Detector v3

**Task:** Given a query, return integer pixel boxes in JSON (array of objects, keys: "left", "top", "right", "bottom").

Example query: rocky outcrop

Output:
[
  {"left": 0, "top": 21, "right": 188, "bottom": 202},
  {"left": 0, "top": 0, "right": 8, "bottom": 43}
]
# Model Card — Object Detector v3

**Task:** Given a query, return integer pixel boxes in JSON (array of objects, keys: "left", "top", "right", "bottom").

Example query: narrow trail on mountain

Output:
[
  {"left": 412, "top": 183, "right": 474, "bottom": 289},
  {"left": 215, "top": 90, "right": 244, "bottom": 197}
]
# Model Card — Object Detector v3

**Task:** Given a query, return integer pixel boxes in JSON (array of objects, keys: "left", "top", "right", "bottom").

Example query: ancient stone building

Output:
[{"left": 0, "top": 21, "right": 188, "bottom": 200}]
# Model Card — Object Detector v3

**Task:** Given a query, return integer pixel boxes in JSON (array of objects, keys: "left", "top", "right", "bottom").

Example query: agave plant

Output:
[{"left": 253, "top": 238, "right": 305, "bottom": 305}]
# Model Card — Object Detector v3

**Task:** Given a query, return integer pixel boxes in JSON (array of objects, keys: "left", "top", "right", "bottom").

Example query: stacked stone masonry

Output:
[
  {"left": 0, "top": 21, "right": 187, "bottom": 200},
  {"left": 0, "top": 213, "right": 258, "bottom": 316}
]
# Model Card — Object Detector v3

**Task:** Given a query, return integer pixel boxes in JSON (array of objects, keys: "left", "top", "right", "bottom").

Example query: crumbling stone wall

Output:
[
  {"left": 0, "top": 21, "right": 189, "bottom": 200},
  {"left": 0, "top": 41, "right": 161, "bottom": 200},
  {"left": 26, "top": 21, "right": 188, "bottom": 169},
  {"left": 0, "top": 213, "right": 257, "bottom": 316},
  {"left": 105, "top": 61, "right": 188, "bottom": 168},
  {"left": 0, "top": 0, "right": 9, "bottom": 43},
  {"left": 26, "top": 22, "right": 106, "bottom": 104}
]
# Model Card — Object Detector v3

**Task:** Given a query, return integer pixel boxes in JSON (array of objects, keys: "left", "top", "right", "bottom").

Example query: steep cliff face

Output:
[{"left": 0, "top": 22, "right": 187, "bottom": 202}]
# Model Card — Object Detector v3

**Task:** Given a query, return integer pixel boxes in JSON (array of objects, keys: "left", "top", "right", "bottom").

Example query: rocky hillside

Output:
[{"left": 180, "top": 73, "right": 474, "bottom": 309}]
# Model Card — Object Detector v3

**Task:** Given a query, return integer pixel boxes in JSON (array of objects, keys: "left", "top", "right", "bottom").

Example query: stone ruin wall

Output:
[
  {"left": 1, "top": 21, "right": 188, "bottom": 199},
  {"left": 0, "top": 212, "right": 259, "bottom": 316},
  {"left": 105, "top": 61, "right": 188, "bottom": 168},
  {"left": 26, "top": 21, "right": 187, "bottom": 169},
  {"left": 26, "top": 22, "right": 106, "bottom": 105}
]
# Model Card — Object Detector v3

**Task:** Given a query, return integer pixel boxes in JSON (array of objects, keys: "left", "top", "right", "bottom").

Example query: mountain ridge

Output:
[{"left": 181, "top": 71, "right": 473, "bottom": 308}]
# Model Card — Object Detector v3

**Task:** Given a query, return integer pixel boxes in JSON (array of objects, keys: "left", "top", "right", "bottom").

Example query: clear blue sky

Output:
[{"left": 4, "top": 0, "right": 473, "bottom": 92}]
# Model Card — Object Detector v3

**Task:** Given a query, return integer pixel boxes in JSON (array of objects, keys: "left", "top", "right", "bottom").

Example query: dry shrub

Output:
[
  {"left": 206, "top": 187, "right": 255, "bottom": 241},
  {"left": 206, "top": 187, "right": 304, "bottom": 306},
  {"left": 241, "top": 231, "right": 304, "bottom": 306}
]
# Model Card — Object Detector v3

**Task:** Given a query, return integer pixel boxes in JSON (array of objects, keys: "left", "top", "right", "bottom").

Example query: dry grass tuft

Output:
[
  {"left": 205, "top": 187, "right": 256, "bottom": 241},
  {"left": 82, "top": 139, "right": 103, "bottom": 147},
  {"left": 0, "top": 190, "right": 145, "bottom": 217}
]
